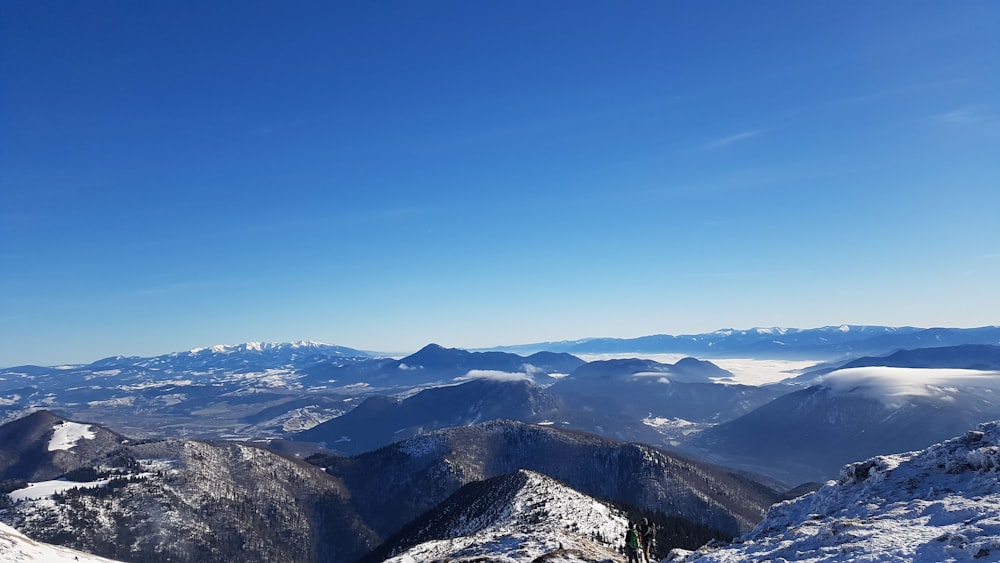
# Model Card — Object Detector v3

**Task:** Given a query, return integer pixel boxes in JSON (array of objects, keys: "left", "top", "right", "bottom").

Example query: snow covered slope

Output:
[
  {"left": 0, "top": 522, "right": 122, "bottom": 562},
  {"left": 0, "top": 410, "right": 125, "bottom": 482},
  {"left": 2, "top": 436, "right": 377, "bottom": 563},
  {"left": 672, "top": 420, "right": 1000, "bottom": 562},
  {"left": 377, "top": 469, "right": 627, "bottom": 563}
]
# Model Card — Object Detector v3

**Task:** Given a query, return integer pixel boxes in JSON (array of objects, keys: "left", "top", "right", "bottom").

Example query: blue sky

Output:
[{"left": 2, "top": 1, "right": 999, "bottom": 366}]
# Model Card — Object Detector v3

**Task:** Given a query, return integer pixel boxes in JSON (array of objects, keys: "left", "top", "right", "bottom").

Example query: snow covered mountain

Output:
[
  {"left": 310, "top": 420, "right": 782, "bottom": 541},
  {"left": 671, "top": 420, "right": 1000, "bottom": 562},
  {"left": 96, "top": 340, "right": 372, "bottom": 372},
  {"left": 295, "top": 355, "right": 784, "bottom": 456},
  {"left": 369, "top": 469, "right": 628, "bottom": 563},
  {"left": 0, "top": 412, "right": 778, "bottom": 562},
  {"left": 0, "top": 341, "right": 377, "bottom": 439},
  {"left": 0, "top": 411, "right": 377, "bottom": 563},
  {"left": 0, "top": 410, "right": 126, "bottom": 481},
  {"left": 496, "top": 325, "right": 1000, "bottom": 359},
  {"left": 0, "top": 342, "right": 586, "bottom": 441},
  {"left": 692, "top": 365, "right": 1000, "bottom": 485},
  {"left": 0, "top": 522, "right": 124, "bottom": 563}
]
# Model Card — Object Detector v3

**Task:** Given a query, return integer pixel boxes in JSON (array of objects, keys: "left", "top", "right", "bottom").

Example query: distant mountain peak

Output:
[{"left": 409, "top": 343, "right": 454, "bottom": 356}]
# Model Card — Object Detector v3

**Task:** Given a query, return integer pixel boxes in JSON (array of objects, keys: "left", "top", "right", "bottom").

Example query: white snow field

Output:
[
  {"left": 7, "top": 478, "right": 114, "bottom": 502},
  {"left": 0, "top": 522, "right": 123, "bottom": 562},
  {"left": 670, "top": 420, "right": 1000, "bottom": 562},
  {"left": 47, "top": 420, "right": 96, "bottom": 451}
]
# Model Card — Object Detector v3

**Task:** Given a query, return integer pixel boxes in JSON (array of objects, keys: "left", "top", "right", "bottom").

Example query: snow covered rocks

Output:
[
  {"left": 376, "top": 470, "right": 628, "bottom": 563},
  {"left": 671, "top": 421, "right": 1000, "bottom": 562}
]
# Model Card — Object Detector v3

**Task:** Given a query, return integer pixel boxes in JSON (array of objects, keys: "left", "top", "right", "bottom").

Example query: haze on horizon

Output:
[{"left": 2, "top": 2, "right": 998, "bottom": 367}]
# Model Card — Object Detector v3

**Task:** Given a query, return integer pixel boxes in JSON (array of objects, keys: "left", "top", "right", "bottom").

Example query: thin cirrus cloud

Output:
[
  {"left": 689, "top": 130, "right": 764, "bottom": 153},
  {"left": 932, "top": 105, "right": 998, "bottom": 129}
]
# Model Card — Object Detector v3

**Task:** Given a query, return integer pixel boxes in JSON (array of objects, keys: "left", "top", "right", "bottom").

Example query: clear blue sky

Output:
[{"left": 2, "top": 1, "right": 999, "bottom": 366}]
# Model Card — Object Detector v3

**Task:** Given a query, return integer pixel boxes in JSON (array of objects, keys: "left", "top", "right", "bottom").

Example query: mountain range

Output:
[
  {"left": 7, "top": 411, "right": 1000, "bottom": 562},
  {"left": 4, "top": 327, "right": 1000, "bottom": 561},
  {"left": 0, "top": 411, "right": 777, "bottom": 562},
  {"left": 4, "top": 332, "right": 1000, "bottom": 487},
  {"left": 493, "top": 325, "right": 1000, "bottom": 359}
]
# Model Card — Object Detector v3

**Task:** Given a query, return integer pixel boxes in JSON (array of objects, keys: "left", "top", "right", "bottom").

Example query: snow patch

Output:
[
  {"left": 119, "top": 379, "right": 193, "bottom": 390},
  {"left": 47, "top": 421, "right": 96, "bottom": 451},
  {"left": 87, "top": 397, "right": 135, "bottom": 407},
  {"left": 0, "top": 521, "right": 124, "bottom": 562},
  {"left": 8, "top": 478, "right": 113, "bottom": 502},
  {"left": 643, "top": 416, "right": 696, "bottom": 430}
]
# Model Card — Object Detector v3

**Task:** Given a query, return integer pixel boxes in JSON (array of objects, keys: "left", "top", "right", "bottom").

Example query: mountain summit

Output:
[{"left": 371, "top": 469, "right": 627, "bottom": 563}]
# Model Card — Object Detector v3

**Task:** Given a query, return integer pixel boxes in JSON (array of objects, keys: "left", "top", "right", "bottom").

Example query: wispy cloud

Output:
[
  {"left": 834, "top": 78, "right": 971, "bottom": 106},
  {"left": 931, "top": 105, "right": 999, "bottom": 130},
  {"left": 690, "top": 130, "right": 763, "bottom": 152},
  {"left": 935, "top": 106, "right": 987, "bottom": 125}
]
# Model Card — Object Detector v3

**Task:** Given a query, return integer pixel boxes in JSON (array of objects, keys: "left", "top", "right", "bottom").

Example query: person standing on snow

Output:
[
  {"left": 639, "top": 517, "right": 656, "bottom": 561},
  {"left": 625, "top": 522, "right": 642, "bottom": 563}
]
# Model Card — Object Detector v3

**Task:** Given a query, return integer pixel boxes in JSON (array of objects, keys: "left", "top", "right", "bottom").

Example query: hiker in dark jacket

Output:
[
  {"left": 625, "top": 522, "right": 642, "bottom": 563},
  {"left": 639, "top": 517, "right": 656, "bottom": 561}
]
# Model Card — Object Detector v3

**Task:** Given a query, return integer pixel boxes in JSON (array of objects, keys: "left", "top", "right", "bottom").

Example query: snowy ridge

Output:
[
  {"left": 673, "top": 421, "right": 1000, "bottom": 562},
  {"left": 383, "top": 469, "right": 627, "bottom": 563},
  {"left": 0, "top": 522, "right": 122, "bottom": 562},
  {"left": 187, "top": 340, "right": 335, "bottom": 355},
  {"left": 1, "top": 436, "right": 374, "bottom": 563}
]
